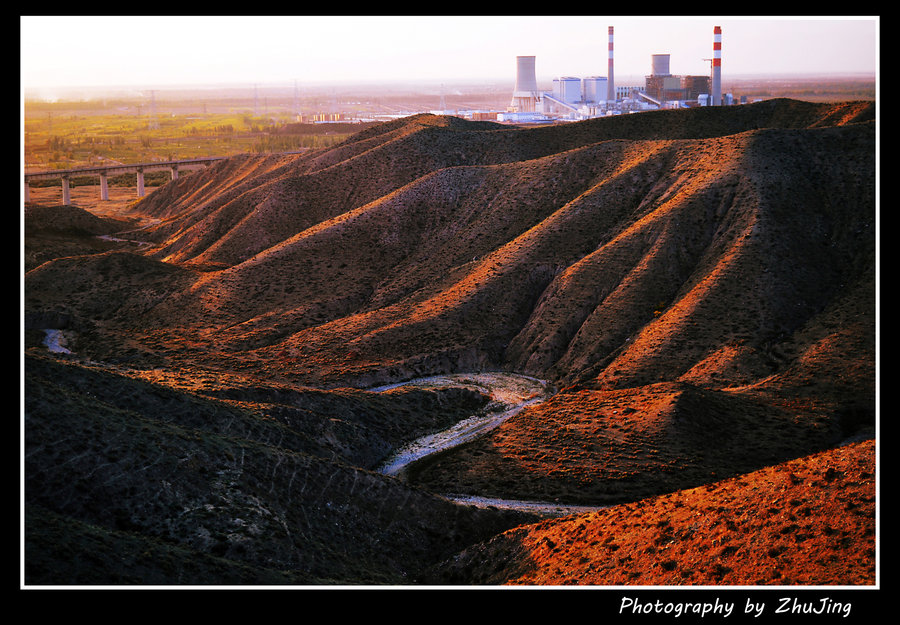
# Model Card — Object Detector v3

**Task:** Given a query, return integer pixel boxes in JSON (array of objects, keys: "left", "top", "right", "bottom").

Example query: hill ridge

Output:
[
  {"left": 23, "top": 98, "right": 877, "bottom": 586},
  {"left": 25, "top": 101, "right": 874, "bottom": 394}
]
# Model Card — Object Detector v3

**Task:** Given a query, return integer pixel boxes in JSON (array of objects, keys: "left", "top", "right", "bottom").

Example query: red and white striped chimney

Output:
[
  {"left": 607, "top": 26, "right": 615, "bottom": 102},
  {"left": 712, "top": 25, "right": 722, "bottom": 106}
]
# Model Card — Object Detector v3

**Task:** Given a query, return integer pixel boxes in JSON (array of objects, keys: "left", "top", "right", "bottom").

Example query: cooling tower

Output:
[
  {"left": 652, "top": 54, "right": 671, "bottom": 76},
  {"left": 510, "top": 55, "right": 539, "bottom": 112},
  {"left": 712, "top": 26, "right": 722, "bottom": 106},
  {"left": 607, "top": 26, "right": 615, "bottom": 101}
]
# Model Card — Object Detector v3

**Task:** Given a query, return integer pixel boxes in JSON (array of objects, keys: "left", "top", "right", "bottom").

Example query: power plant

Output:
[
  {"left": 501, "top": 24, "right": 732, "bottom": 123},
  {"left": 294, "top": 24, "right": 736, "bottom": 126}
]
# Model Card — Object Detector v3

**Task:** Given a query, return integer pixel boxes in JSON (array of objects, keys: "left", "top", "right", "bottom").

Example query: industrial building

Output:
[
  {"left": 642, "top": 53, "right": 711, "bottom": 104},
  {"left": 500, "top": 24, "right": 731, "bottom": 123},
  {"left": 311, "top": 25, "right": 734, "bottom": 126}
]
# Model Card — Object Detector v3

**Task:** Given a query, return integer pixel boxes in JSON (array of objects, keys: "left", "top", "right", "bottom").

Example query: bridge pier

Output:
[
  {"left": 24, "top": 181, "right": 30, "bottom": 203},
  {"left": 100, "top": 173, "right": 109, "bottom": 200},
  {"left": 170, "top": 165, "right": 178, "bottom": 181},
  {"left": 61, "top": 175, "right": 71, "bottom": 205},
  {"left": 136, "top": 168, "right": 145, "bottom": 197}
]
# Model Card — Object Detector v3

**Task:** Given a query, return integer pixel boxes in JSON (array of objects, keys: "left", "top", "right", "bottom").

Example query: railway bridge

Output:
[{"left": 24, "top": 156, "right": 227, "bottom": 205}]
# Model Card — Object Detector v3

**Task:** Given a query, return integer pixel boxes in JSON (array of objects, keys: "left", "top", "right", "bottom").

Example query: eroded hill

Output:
[
  {"left": 23, "top": 98, "right": 877, "bottom": 586},
  {"left": 422, "top": 439, "right": 875, "bottom": 586}
]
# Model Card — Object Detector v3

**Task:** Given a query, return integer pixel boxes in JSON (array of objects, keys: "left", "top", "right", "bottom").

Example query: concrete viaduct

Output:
[{"left": 23, "top": 156, "right": 227, "bottom": 205}]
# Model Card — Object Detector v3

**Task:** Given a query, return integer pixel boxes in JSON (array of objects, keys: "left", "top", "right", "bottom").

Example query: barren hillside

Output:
[
  {"left": 23, "top": 98, "right": 877, "bottom": 587},
  {"left": 423, "top": 439, "right": 875, "bottom": 586}
]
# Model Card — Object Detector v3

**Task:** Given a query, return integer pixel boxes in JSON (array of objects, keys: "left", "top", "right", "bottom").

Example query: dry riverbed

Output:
[
  {"left": 372, "top": 373, "right": 606, "bottom": 517},
  {"left": 372, "top": 372, "right": 550, "bottom": 477}
]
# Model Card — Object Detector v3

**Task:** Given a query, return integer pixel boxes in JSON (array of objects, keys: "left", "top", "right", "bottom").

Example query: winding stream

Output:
[
  {"left": 42, "top": 329, "right": 72, "bottom": 354},
  {"left": 371, "top": 372, "right": 607, "bottom": 518},
  {"left": 372, "top": 372, "right": 549, "bottom": 477}
]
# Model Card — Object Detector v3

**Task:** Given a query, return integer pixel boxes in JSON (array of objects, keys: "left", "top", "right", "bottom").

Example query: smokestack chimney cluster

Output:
[{"left": 510, "top": 23, "right": 725, "bottom": 114}]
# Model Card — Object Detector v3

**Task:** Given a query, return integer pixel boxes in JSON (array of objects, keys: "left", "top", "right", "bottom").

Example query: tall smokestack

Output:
[
  {"left": 712, "top": 25, "right": 722, "bottom": 106},
  {"left": 607, "top": 26, "right": 615, "bottom": 102},
  {"left": 510, "top": 55, "right": 539, "bottom": 112}
]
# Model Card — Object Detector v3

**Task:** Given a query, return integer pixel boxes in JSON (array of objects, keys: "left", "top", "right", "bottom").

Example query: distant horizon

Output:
[
  {"left": 22, "top": 16, "right": 878, "bottom": 97},
  {"left": 23, "top": 71, "right": 877, "bottom": 103}
]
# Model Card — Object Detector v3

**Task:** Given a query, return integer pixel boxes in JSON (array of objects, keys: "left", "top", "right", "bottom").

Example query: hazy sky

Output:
[{"left": 21, "top": 15, "right": 878, "bottom": 93}]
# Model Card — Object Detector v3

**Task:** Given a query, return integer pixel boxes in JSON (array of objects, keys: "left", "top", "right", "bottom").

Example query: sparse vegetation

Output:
[
  {"left": 24, "top": 100, "right": 365, "bottom": 172},
  {"left": 23, "top": 95, "right": 876, "bottom": 588}
]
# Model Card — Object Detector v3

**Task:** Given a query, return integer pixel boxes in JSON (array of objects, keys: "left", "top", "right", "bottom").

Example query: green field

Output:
[{"left": 24, "top": 98, "right": 372, "bottom": 178}]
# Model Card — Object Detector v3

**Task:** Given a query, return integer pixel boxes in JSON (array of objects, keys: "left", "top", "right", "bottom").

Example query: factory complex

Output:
[
  {"left": 499, "top": 25, "right": 733, "bottom": 123},
  {"left": 307, "top": 25, "right": 740, "bottom": 126}
]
